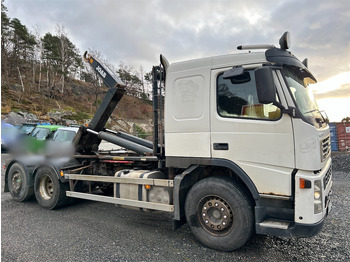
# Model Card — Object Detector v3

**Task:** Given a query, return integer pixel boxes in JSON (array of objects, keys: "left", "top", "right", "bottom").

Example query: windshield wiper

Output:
[
  {"left": 303, "top": 108, "right": 327, "bottom": 124},
  {"left": 303, "top": 109, "right": 319, "bottom": 115}
]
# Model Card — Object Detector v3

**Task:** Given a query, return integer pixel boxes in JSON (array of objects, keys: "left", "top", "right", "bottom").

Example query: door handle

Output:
[{"left": 213, "top": 143, "right": 229, "bottom": 150}]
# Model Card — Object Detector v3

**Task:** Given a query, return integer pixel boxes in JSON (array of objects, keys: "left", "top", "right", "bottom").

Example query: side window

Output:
[{"left": 217, "top": 70, "right": 281, "bottom": 120}]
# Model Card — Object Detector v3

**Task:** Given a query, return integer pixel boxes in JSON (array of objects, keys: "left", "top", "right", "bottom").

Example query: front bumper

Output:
[
  {"left": 295, "top": 158, "right": 332, "bottom": 224},
  {"left": 256, "top": 205, "right": 330, "bottom": 238}
]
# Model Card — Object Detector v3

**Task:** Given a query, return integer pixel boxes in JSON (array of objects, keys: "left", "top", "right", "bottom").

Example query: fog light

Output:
[
  {"left": 314, "top": 191, "right": 321, "bottom": 200},
  {"left": 314, "top": 180, "right": 323, "bottom": 214}
]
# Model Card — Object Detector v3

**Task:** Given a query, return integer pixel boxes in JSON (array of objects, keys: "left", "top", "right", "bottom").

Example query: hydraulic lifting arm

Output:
[
  {"left": 74, "top": 52, "right": 127, "bottom": 154},
  {"left": 83, "top": 51, "right": 125, "bottom": 89}
]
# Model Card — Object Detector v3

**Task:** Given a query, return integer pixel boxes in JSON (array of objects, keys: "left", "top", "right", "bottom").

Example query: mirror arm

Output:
[
  {"left": 272, "top": 101, "right": 285, "bottom": 110},
  {"left": 282, "top": 106, "right": 302, "bottom": 118}
]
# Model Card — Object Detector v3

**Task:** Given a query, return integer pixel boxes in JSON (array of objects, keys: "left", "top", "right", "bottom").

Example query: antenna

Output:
[
  {"left": 237, "top": 31, "right": 291, "bottom": 51},
  {"left": 237, "top": 44, "right": 275, "bottom": 50}
]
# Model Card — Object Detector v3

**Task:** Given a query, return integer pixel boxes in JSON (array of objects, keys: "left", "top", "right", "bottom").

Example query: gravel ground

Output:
[
  {"left": 1, "top": 153, "right": 350, "bottom": 261},
  {"left": 331, "top": 152, "right": 350, "bottom": 174}
]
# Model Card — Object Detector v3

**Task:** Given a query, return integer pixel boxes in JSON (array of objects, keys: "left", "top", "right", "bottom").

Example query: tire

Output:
[
  {"left": 185, "top": 176, "right": 254, "bottom": 251},
  {"left": 7, "top": 163, "right": 34, "bottom": 202},
  {"left": 34, "top": 167, "right": 69, "bottom": 209}
]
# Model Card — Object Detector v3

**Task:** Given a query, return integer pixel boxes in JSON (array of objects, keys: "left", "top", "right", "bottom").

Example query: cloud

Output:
[
  {"left": 268, "top": 0, "right": 350, "bottom": 81},
  {"left": 5, "top": 0, "right": 350, "bottom": 79},
  {"left": 314, "top": 83, "right": 350, "bottom": 99}
]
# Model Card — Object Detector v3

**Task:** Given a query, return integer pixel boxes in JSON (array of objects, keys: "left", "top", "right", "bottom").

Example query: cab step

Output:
[{"left": 259, "top": 219, "right": 290, "bottom": 230}]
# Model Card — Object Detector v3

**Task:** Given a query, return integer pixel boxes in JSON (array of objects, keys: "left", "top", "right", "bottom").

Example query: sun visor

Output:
[{"left": 265, "top": 48, "right": 317, "bottom": 83}]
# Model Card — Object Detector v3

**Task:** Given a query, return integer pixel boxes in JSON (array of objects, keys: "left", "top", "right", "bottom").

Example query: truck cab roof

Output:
[{"left": 167, "top": 52, "right": 267, "bottom": 73}]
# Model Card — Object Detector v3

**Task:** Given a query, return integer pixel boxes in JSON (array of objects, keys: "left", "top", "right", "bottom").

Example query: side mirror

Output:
[{"left": 254, "top": 67, "right": 279, "bottom": 105}]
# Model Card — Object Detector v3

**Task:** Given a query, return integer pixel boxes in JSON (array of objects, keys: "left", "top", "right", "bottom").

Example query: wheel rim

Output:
[
  {"left": 11, "top": 172, "right": 22, "bottom": 193},
  {"left": 39, "top": 175, "right": 54, "bottom": 200},
  {"left": 198, "top": 196, "right": 233, "bottom": 236}
]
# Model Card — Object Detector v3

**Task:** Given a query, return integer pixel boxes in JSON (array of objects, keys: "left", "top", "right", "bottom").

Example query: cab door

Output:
[{"left": 210, "top": 67, "right": 295, "bottom": 196}]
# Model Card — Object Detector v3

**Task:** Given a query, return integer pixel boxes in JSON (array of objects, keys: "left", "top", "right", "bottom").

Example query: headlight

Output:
[{"left": 314, "top": 180, "right": 323, "bottom": 214}]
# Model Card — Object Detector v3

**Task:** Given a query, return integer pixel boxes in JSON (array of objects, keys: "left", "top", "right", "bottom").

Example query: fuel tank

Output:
[{"left": 114, "top": 169, "right": 172, "bottom": 210}]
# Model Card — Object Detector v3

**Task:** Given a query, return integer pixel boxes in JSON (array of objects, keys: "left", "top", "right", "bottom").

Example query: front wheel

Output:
[
  {"left": 7, "top": 163, "right": 33, "bottom": 202},
  {"left": 185, "top": 176, "right": 254, "bottom": 251},
  {"left": 34, "top": 167, "right": 69, "bottom": 209}
]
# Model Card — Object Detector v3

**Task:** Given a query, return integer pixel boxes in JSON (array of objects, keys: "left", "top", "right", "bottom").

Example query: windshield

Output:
[
  {"left": 52, "top": 130, "right": 76, "bottom": 142},
  {"left": 20, "top": 125, "right": 36, "bottom": 135},
  {"left": 282, "top": 66, "right": 324, "bottom": 126}
]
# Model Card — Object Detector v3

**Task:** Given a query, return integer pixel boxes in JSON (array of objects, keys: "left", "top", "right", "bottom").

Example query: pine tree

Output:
[
  {"left": 1, "top": 0, "right": 11, "bottom": 82},
  {"left": 42, "top": 32, "right": 60, "bottom": 92},
  {"left": 42, "top": 30, "right": 82, "bottom": 94},
  {"left": 9, "top": 18, "right": 36, "bottom": 63}
]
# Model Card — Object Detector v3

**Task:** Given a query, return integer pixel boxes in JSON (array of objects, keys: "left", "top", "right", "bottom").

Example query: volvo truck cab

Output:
[{"left": 164, "top": 32, "right": 332, "bottom": 243}]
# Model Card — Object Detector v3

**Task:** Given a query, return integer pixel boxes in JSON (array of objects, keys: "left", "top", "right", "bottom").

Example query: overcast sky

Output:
[{"left": 5, "top": 0, "right": 350, "bottom": 121}]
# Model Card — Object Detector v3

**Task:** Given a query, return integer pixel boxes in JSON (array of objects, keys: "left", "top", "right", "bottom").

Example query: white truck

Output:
[{"left": 5, "top": 32, "right": 332, "bottom": 251}]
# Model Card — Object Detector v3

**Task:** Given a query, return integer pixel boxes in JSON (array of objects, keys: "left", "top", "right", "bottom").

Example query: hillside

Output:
[
  {"left": 1, "top": 74, "right": 154, "bottom": 134},
  {"left": 1, "top": 1, "right": 154, "bottom": 135}
]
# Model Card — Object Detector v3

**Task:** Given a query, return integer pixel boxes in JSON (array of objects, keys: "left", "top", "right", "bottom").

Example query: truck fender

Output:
[
  {"left": 32, "top": 156, "right": 81, "bottom": 184},
  {"left": 32, "top": 164, "right": 66, "bottom": 184},
  {"left": 173, "top": 159, "right": 260, "bottom": 222},
  {"left": 211, "top": 158, "right": 260, "bottom": 200},
  {"left": 174, "top": 165, "right": 202, "bottom": 221}
]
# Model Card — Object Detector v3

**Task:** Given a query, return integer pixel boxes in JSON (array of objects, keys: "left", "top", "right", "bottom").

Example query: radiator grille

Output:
[
  {"left": 323, "top": 165, "right": 332, "bottom": 190},
  {"left": 321, "top": 135, "right": 331, "bottom": 162}
]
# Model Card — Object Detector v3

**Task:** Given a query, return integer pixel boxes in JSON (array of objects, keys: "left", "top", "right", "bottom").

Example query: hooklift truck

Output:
[{"left": 4, "top": 32, "right": 332, "bottom": 251}]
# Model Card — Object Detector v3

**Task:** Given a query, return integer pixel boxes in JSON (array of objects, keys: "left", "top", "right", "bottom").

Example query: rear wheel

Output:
[
  {"left": 7, "top": 163, "right": 33, "bottom": 202},
  {"left": 185, "top": 176, "right": 254, "bottom": 251},
  {"left": 34, "top": 167, "right": 69, "bottom": 209}
]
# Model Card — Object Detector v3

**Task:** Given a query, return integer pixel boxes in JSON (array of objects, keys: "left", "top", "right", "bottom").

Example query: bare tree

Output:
[
  {"left": 1, "top": 1, "right": 11, "bottom": 83},
  {"left": 56, "top": 24, "right": 67, "bottom": 94},
  {"left": 32, "top": 24, "right": 43, "bottom": 92},
  {"left": 117, "top": 62, "right": 143, "bottom": 97}
]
